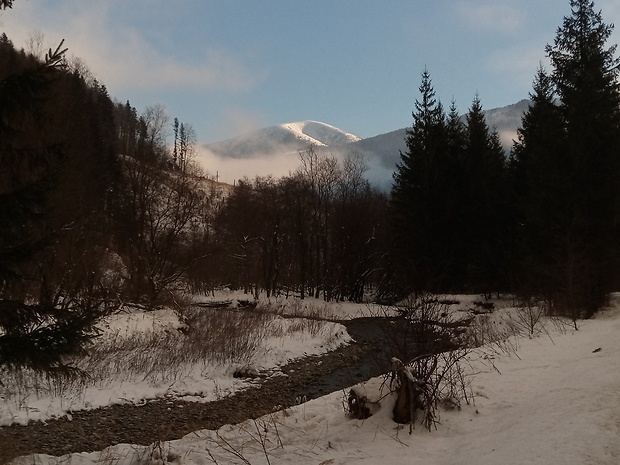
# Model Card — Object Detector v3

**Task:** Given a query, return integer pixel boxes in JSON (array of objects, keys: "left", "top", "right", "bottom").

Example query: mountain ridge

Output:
[
  {"left": 205, "top": 120, "right": 361, "bottom": 159},
  {"left": 202, "top": 100, "right": 531, "bottom": 190}
]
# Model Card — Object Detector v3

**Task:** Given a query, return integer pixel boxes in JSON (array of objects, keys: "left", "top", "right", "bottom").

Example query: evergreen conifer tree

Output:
[
  {"left": 443, "top": 100, "right": 469, "bottom": 288},
  {"left": 390, "top": 70, "right": 453, "bottom": 293},
  {"left": 0, "top": 41, "right": 106, "bottom": 373},
  {"left": 511, "top": 66, "right": 567, "bottom": 297},
  {"left": 445, "top": 100, "right": 467, "bottom": 162},
  {"left": 550, "top": 0, "right": 620, "bottom": 316},
  {"left": 462, "top": 96, "right": 509, "bottom": 293},
  {"left": 515, "top": 0, "right": 620, "bottom": 317}
]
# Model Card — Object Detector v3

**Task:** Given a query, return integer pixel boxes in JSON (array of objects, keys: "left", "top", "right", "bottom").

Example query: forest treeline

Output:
[
  {"left": 391, "top": 0, "right": 620, "bottom": 320},
  {"left": 0, "top": 30, "right": 218, "bottom": 371},
  {"left": 1, "top": 0, "right": 619, "bottom": 372},
  {"left": 190, "top": 149, "right": 389, "bottom": 303}
]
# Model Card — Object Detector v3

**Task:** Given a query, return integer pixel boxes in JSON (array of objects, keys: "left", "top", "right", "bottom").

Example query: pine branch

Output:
[{"left": 44, "top": 39, "right": 67, "bottom": 69}]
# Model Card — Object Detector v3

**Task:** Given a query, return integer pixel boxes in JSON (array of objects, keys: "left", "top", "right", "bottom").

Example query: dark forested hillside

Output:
[
  {"left": 0, "top": 35, "right": 122, "bottom": 372},
  {"left": 0, "top": 34, "right": 215, "bottom": 371}
]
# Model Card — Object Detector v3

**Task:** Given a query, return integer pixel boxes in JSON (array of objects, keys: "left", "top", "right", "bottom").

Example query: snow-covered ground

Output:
[
  {"left": 7, "top": 295, "right": 620, "bottom": 464},
  {"left": 193, "top": 289, "right": 389, "bottom": 320},
  {"left": 0, "top": 301, "right": 351, "bottom": 427}
]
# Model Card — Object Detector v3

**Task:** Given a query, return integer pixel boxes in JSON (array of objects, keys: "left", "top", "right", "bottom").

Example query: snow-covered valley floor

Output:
[{"left": 5, "top": 294, "right": 620, "bottom": 464}]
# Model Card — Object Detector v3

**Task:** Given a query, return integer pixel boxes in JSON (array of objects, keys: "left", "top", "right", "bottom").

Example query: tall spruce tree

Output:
[
  {"left": 443, "top": 100, "right": 469, "bottom": 288},
  {"left": 511, "top": 66, "right": 567, "bottom": 297},
  {"left": 550, "top": 0, "right": 620, "bottom": 317},
  {"left": 515, "top": 0, "right": 620, "bottom": 317},
  {"left": 390, "top": 70, "right": 453, "bottom": 293},
  {"left": 462, "top": 96, "right": 509, "bottom": 293}
]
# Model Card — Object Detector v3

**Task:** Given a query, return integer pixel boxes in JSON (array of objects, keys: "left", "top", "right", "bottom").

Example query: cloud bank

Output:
[{"left": 194, "top": 146, "right": 302, "bottom": 185}]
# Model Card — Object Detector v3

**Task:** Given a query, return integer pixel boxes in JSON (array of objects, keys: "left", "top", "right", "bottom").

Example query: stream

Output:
[
  {"left": 0, "top": 316, "right": 406, "bottom": 460},
  {"left": 296, "top": 317, "right": 397, "bottom": 401}
]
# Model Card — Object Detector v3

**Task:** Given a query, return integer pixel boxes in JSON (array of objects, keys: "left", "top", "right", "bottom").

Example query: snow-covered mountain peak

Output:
[
  {"left": 279, "top": 121, "right": 361, "bottom": 147},
  {"left": 203, "top": 120, "right": 361, "bottom": 159}
]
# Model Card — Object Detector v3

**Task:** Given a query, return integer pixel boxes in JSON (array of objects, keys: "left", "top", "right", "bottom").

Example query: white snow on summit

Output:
[
  {"left": 202, "top": 120, "right": 361, "bottom": 159},
  {"left": 281, "top": 120, "right": 361, "bottom": 147}
]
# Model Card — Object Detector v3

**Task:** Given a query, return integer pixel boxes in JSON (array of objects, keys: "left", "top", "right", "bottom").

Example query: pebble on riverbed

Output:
[{"left": 233, "top": 365, "right": 260, "bottom": 379}]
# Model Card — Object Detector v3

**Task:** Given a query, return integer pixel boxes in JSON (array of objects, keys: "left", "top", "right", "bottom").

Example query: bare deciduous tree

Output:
[{"left": 25, "top": 30, "right": 45, "bottom": 59}]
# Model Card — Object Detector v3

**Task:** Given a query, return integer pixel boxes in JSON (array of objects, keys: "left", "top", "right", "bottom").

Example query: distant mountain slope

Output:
[
  {"left": 204, "top": 120, "right": 360, "bottom": 159},
  {"left": 347, "top": 128, "right": 408, "bottom": 170},
  {"left": 485, "top": 99, "right": 530, "bottom": 150}
]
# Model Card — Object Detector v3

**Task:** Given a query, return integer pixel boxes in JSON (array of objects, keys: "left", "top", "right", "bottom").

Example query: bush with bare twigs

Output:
[{"left": 372, "top": 294, "right": 520, "bottom": 432}]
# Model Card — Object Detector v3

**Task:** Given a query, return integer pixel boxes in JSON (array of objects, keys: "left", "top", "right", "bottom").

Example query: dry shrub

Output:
[
  {"left": 0, "top": 306, "right": 277, "bottom": 412},
  {"left": 79, "top": 307, "right": 274, "bottom": 384},
  {"left": 380, "top": 294, "right": 462, "bottom": 364},
  {"left": 390, "top": 347, "right": 473, "bottom": 432},
  {"left": 384, "top": 293, "right": 522, "bottom": 432}
]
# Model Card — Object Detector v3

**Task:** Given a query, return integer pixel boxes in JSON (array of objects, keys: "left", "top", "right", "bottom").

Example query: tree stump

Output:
[
  {"left": 391, "top": 358, "right": 426, "bottom": 432},
  {"left": 347, "top": 387, "right": 380, "bottom": 420}
]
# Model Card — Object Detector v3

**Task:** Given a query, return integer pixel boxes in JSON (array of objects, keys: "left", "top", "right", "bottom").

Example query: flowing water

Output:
[{"left": 295, "top": 317, "right": 398, "bottom": 401}]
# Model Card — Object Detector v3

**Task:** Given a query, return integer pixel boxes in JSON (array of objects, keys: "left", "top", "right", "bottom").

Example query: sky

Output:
[{"left": 2, "top": 1, "right": 620, "bottom": 153}]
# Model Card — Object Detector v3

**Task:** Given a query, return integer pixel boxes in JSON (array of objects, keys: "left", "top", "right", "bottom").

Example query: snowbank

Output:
[{"left": 12, "top": 300, "right": 620, "bottom": 464}]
